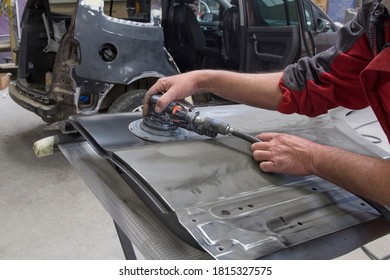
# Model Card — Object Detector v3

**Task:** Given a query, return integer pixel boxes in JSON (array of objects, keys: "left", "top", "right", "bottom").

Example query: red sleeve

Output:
[{"left": 277, "top": 20, "right": 373, "bottom": 117}]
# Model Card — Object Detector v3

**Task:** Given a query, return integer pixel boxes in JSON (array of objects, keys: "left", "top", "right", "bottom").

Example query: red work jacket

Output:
[
  {"left": 278, "top": 1, "right": 390, "bottom": 142},
  {"left": 361, "top": 47, "right": 390, "bottom": 141}
]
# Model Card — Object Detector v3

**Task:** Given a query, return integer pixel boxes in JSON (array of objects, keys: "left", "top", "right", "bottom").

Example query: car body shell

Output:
[{"left": 10, "top": 0, "right": 339, "bottom": 123}]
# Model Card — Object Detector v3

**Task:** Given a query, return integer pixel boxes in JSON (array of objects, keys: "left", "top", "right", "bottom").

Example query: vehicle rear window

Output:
[
  {"left": 49, "top": 0, "right": 131, "bottom": 19},
  {"left": 117, "top": 0, "right": 151, "bottom": 22},
  {"left": 49, "top": 0, "right": 77, "bottom": 16}
]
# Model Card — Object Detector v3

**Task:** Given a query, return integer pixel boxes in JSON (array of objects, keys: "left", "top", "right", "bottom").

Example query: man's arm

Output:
[
  {"left": 313, "top": 144, "right": 390, "bottom": 206},
  {"left": 143, "top": 70, "right": 283, "bottom": 114},
  {"left": 252, "top": 133, "right": 390, "bottom": 206}
]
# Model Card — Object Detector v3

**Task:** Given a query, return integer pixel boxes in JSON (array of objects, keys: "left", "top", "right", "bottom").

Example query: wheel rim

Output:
[{"left": 131, "top": 104, "right": 143, "bottom": 112}]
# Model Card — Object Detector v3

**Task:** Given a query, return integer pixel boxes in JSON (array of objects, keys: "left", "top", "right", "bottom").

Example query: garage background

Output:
[{"left": 0, "top": 0, "right": 365, "bottom": 65}]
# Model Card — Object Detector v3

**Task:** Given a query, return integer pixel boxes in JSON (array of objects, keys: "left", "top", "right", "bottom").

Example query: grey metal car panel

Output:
[
  {"left": 63, "top": 105, "right": 390, "bottom": 259},
  {"left": 74, "top": 3, "right": 178, "bottom": 84}
]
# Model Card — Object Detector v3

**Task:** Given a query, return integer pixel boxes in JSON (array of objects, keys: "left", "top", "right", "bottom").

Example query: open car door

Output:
[{"left": 243, "top": 0, "right": 301, "bottom": 72}]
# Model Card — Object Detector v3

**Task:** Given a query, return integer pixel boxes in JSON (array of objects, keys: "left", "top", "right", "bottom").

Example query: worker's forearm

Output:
[
  {"left": 311, "top": 145, "right": 390, "bottom": 206},
  {"left": 195, "top": 70, "right": 283, "bottom": 110}
]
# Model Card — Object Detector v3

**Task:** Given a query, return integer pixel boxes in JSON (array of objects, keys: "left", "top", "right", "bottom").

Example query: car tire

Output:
[{"left": 108, "top": 89, "right": 146, "bottom": 113}]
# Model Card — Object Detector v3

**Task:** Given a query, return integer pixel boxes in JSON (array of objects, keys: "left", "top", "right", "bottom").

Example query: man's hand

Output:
[
  {"left": 143, "top": 70, "right": 283, "bottom": 116},
  {"left": 251, "top": 133, "right": 319, "bottom": 176},
  {"left": 143, "top": 72, "right": 201, "bottom": 116},
  {"left": 252, "top": 132, "right": 390, "bottom": 206}
]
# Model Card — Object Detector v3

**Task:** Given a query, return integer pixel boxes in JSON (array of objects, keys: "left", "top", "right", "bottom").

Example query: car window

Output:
[
  {"left": 124, "top": 0, "right": 152, "bottom": 22},
  {"left": 253, "top": 0, "right": 298, "bottom": 26},
  {"left": 304, "top": 0, "right": 336, "bottom": 32},
  {"left": 99, "top": 0, "right": 162, "bottom": 25},
  {"left": 303, "top": 0, "right": 315, "bottom": 31},
  {"left": 49, "top": 0, "right": 77, "bottom": 15},
  {"left": 49, "top": 0, "right": 154, "bottom": 22},
  {"left": 197, "top": 0, "right": 221, "bottom": 22}
]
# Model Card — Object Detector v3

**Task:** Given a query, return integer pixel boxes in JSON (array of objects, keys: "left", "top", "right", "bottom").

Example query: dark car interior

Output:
[
  {"left": 18, "top": 0, "right": 72, "bottom": 91},
  {"left": 163, "top": 0, "right": 222, "bottom": 72},
  {"left": 221, "top": 0, "right": 240, "bottom": 70}
]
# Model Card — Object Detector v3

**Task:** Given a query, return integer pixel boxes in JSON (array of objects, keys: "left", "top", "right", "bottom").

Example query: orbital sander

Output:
[{"left": 129, "top": 94, "right": 261, "bottom": 143}]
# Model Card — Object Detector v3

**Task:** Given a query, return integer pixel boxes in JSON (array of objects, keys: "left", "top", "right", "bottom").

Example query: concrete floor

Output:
[
  {"left": 0, "top": 87, "right": 124, "bottom": 259},
  {"left": 1, "top": 86, "right": 390, "bottom": 260}
]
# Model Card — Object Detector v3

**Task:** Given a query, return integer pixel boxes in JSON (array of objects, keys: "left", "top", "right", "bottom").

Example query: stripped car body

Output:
[
  {"left": 10, "top": 0, "right": 338, "bottom": 123},
  {"left": 11, "top": 0, "right": 177, "bottom": 123}
]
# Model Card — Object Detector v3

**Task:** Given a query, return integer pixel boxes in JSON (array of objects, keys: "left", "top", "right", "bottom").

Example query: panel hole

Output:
[
  {"left": 238, "top": 207, "right": 244, "bottom": 210},
  {"left": 217, "top": 246, "right": 224, "bottom": 252},
  {"left": 99, "top": 43, "right": 118, "bottom": 62},
  {"left": 297, "top": 222, "right": 303, "bottom": 226},
  {"left": 248, "top": 204, "right": 254, "bottom": 208},
  {"left": 221, "top": 210, "right": 231, "bottom": 215}
]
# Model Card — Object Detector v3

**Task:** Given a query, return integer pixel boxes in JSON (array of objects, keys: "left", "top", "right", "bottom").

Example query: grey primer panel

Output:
[
  {"left": 74, "top": 5, "right": 177, "bottom": 83},
  {"left": 65, "top": 105, "right": 390, "bottom": 259}
]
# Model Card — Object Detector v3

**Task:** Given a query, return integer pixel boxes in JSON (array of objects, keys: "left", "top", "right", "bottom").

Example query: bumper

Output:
[{"left": 9, "top": 83, "right": 59, "bottom": 122}]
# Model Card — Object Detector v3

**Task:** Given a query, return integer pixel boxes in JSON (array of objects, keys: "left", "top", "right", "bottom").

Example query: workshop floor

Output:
[{"left": 1, "top": 86, "right": 389, "bottom": 260}]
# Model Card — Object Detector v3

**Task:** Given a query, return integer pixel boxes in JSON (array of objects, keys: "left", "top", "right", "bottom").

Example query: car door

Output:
[
  {"left": 302, "top": 0, "right": 339, "bottom": 54},
  {"left": 243, "top": 0, "right": 301, "bottom": 73}
]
